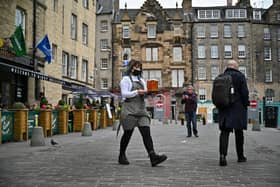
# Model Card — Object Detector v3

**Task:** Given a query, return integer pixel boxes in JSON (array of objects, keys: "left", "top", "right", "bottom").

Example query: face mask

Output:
[{"left": 132, "top": 69, "right": 141, "bottom": 76}]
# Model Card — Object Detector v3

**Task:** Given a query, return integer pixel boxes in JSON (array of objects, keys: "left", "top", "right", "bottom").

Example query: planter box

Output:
[
  {"left": 73, "top": 109, "right": 85, "bottom": 132},
  {"left": 100, "top": 108, "right": 107, "bottom": 129},
  {"left": 58, "top": 110, "right": 68, "bottom": 134},
  {"left": 13, "top": 109, "right": 28, "bottom": 141},
  {"left": 88, "top": 109, "right": 98, "bottom": 130},
  {"left": 39, "top": 110, "right": 52, "bottom": 137}
]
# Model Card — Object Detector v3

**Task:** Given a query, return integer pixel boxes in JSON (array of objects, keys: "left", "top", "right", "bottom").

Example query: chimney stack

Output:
[{"left": 227, "top": 0, "right": 232, "bottom": 6}]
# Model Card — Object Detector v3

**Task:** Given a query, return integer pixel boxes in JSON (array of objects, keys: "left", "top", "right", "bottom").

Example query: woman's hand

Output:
[{"left": 137, "top": 89, "right": 146, "bottom": 95}]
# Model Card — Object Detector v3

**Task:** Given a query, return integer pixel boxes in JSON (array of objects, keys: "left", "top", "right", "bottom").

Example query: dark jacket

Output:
[
  {"left": 181, "top": 92, "right": 197, "bottom": 112},
  {"left": 218, "top": 68, "right": 249, "bottom": 130}
]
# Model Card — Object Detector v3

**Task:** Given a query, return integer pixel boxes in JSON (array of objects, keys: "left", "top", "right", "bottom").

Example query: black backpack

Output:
[{"left": 212, "top": 73, "right": 234, "bottom": 109}]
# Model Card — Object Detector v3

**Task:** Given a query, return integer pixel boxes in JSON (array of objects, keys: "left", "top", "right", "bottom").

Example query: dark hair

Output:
[{"left": 124, "top": 59, "right": 142, "bottom": 77}]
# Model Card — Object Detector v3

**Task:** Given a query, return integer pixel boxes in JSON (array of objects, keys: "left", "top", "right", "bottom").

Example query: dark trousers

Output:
[
  {"left": 219, "top": 128, "right": 244, "bottom": 158},
  {"left": 120, "top": 126, "right": 154, "bottom": 155}
]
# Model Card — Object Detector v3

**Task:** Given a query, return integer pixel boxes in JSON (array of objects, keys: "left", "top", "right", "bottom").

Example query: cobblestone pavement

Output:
[{"left": 0, "top": 120, "right": 279, "bottom": 187}]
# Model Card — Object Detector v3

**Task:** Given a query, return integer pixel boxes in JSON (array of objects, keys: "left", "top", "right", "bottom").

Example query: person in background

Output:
[
  {"left": 217, "top": 60, "right": 249, "bottom": 166},
  {"left": 181, "top": 85, "right": 198, "bottom": 138},
  {"left": 118, "top": 59, "right": 167, "bottom": 167}
]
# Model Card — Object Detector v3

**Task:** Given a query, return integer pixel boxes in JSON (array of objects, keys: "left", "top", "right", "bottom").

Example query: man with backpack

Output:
[{"left": 212, "top": 60, "right": 249, "bottom": 166}]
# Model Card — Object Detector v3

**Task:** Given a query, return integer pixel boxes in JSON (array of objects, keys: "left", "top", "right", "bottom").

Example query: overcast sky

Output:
[{"left": 119, "top": 0, "right": 273, "bottom": 9}]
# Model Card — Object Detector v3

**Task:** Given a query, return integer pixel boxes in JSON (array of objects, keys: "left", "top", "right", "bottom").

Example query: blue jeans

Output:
[{"left": 185, "top": 111, "right": 198, "bottom": 136}]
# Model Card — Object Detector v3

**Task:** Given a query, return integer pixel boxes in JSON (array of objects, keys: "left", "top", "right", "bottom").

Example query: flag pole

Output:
[{"left": 33, "top": 0, "right": 37, "bottom": 71}]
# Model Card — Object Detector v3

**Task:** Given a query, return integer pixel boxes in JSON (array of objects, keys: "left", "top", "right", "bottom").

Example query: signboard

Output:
[
  {"left": 153, "top": 94, "right": 165, "bottom": 119},
  {"left": 250, "top": 100, "right": 257, "bottom": 108},
  {"left": 106, "top": 103, "right": 112, "bottom": 119}
]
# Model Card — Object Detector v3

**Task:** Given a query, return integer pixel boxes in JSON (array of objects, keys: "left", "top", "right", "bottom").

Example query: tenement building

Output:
[
  {"left": 112, "top": 0, "right": 279, "bottom": 122},
  {"left": 0, "top": 0, "right": 47, "bottom": 107},
  {"left": 0, "top": 0, "right": 96, "bottom": 106}
]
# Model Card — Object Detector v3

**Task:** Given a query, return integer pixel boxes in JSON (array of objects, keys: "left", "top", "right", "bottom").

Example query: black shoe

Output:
[
  {"left": 187, "top": 135, "right": 192, "bottom": 137},
  {"left": 194, "top": 134, "right": 199, "bottom": 137},
  {"left": 118, "top": 154, "right": 129, "bottom": 165},
  {"left": 150, "top": 152, "right": 167, "bottom": 167},
  {"left": 237, "top": 156, "right": 247, "bottom": 163},
  {"left": 219, "top": 155, "right": 227, "bottom": 166}
]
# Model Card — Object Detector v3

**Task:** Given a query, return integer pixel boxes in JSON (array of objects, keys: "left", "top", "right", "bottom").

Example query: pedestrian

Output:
[
  {"left": 202, "top": 115, "right": 206, "bottom": 125},
  {"left": 217, "top": 60, "right": 249, "bottom": 166},
  {"left": 118, "top": 59, "right": 167, "bottom": 167},
  {"left": 181, "top": 85, "right": 198, "bottom": 138}
]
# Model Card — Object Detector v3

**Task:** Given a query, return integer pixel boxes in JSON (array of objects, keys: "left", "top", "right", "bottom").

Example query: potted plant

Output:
[
  {"left": 12, "top": 102, "right": 28, "bottom": 141},
  {"left": 72, "top": 94, "right": 86, "bottom": 132},
  {"left": 56, "top": 99, "right": 69, "bottom": 134},
  {"left": 39, "top": 97, "right": 52, "bottom": 137}
]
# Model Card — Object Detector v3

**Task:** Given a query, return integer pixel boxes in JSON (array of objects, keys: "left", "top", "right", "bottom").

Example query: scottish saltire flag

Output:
[
  {"left": 36, "top": 34, "right": 52, "bottom": 64},
  {"left": 10, "top": 26, "right": 26, "bottom": 56}
]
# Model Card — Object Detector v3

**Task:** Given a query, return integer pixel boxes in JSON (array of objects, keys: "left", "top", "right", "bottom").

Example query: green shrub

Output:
[{"left": 12, "top": 102, "right": 26, "bottom": 109}]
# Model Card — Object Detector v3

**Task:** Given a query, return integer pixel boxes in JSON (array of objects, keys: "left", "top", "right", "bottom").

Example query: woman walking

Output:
[{"left": 118, "top": 59, "right": 167, "bottom": 167}]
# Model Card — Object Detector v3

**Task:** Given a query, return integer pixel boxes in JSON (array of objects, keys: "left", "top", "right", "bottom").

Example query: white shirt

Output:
[{"left": 120, "top": 75, "right": 147, "bottom": 99}]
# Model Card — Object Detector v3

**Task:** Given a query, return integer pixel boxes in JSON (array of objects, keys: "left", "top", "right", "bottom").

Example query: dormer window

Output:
[
  {"left": 147, "top": 24, "right": 156, "bottom": 38},
  {"left": 198, "top": 9, "right": 220, "bottom": 19},
  {"left": 226, "top": 9, "right": 247, "bottom": 19},
  {"left": 253, "top": 10, "right": 261, "bottom": 20},
  {"left": 122, "top": 25, "right": 130, "bottom": 38}
]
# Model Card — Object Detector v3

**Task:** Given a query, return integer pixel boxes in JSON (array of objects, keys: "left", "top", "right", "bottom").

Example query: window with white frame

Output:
[
  {"left": 277, "top": 14, "right": 280, "bottom": 20},
  {"left": 147, "top": 24, "right": 156, "bottom": 38},
  {"left": 83, "top": 0, "right": 89, "bottom": 9},
  {"left": 82, "top": 23, "right": 88, "bottom": 45},
  {"left": 198, "top": 88, "right": 206, "bottom": 101},
  {"left": 197, "top": 25, "right": 205, "bottom": 38},
  {"left": 211, "top": 45, "right": 219, "bottom": 59},
  {"left": 197, "top": 9, "right": 220, "bottom": 19},
  {"left": 52, "top": 44, "right": 57, "bottom": 62},
  {"left": 101, "top": 20, "right": 108, "bottom": 32},
  {"left": 198, "top": 45, "right": 206, "bottom": 59},
  {"left": 15, "top": 7, "right": 26, "bottom": 35},
  {"left": 237, "top": 25, "right": 245, "bottom": 38},
  {"left": 62, "top": 51, "right": 68, "bottom": 76},
  {"left": 142, "top": 70, "right": 162, "bottom": 87},
  {"left": 174, "top": 24, "right": 181, "bottom": 35},
  {"left": 253, "top": 10, "right": 261, "bottom": 20},
  {"left": 225, "top": 9, "right": 247, "bottom": 19},
  {"left": 264, "top": 47, "right": 271, "bottom": 60},
  {"left": 210, "top": 25, "right": 218, "bottom": 38},
  {"left": 265, "top": 69, "right": 272, "bottom": 82},
  {"left": 238, "top": 45, "right": 246, "bottom": 58},
  {"left": 171, "top": 69, "right": 184, "bottom": 87},
  {"left": 70, "top": 55, "right": 77, "bottom": 79},
  {"left": 224, "top": 45, "right": 232, "bottom": 58},
  {"left": 198, "top": 66, "right": 206, "bottom": 80},
  {"left": 101, "top": 58, "right": 108, "bottom": 69},
  {"left": 122, "top": 25, "right": 130, "bottom": 38},
  {"left": 211, "top": 66, "right": 219, "bottom": 80},
  {"left": 224, "top": 25, "right": 231, "bottom": 38},
  {"left": 100, "top": 39, "right": 108, "bottom": 50},
  {"left": 173, "top": 47, "right": 182, "bottom": 62},
  {"left": 264, "top": 28, "right": 271, "bottom": 40},
  {"left": 239, "top": 66, "right": 247, "bottom": 77},
  {"left": 122, "top": 48, "right": 131, "bottom": 61},
  {"left": 101, "top": 79, "right": 108, "bottom": 89},
  {"left": 71, "top": 14, "right": 77, "bottom": 40},
  {"left": 146, "top": 47, "right": 158, "bottom": 61},
  {"left": 81, "top": 59, "right": 88, "bottom": 82}
]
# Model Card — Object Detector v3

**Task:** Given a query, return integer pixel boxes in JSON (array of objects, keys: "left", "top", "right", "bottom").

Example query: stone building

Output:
[
  {"left": 0, "top": 0, "right": 96, "bottom": 107},
  {"left": 44, "top": 0, "right": 96, "bottom": 105},
  {"left": 95, "top": 0, "right": 118, "bottom": 91},
  {"left": 0, "top": 0, "right": 47, "bottom": 107},
  {"left": 251, "top": 0, "right": 280, "bottom": 102},
  {"left": 112, "top": 0, "right": 192, "bottom": 91}
]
